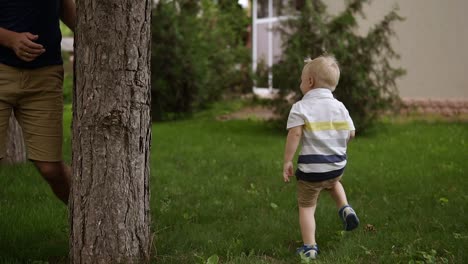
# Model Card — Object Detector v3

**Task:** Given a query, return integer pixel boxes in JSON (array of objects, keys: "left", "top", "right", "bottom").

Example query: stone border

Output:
[{"left": 400, "top": 98, "right": 468, "bottom": 117}]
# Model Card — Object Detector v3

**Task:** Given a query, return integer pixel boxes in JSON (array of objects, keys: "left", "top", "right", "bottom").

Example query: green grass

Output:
[{"left": 0, "top": 103, "right": 467, "bottom": 264}]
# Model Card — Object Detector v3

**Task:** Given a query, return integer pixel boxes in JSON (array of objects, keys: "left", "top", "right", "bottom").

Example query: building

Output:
[{"left": 251, "top": 0, "right": 468, "bottom": 114}]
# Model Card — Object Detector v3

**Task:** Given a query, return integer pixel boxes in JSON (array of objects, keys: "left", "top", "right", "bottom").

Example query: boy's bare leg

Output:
[
  {"left": 328, "top": 180, "right": 360, "bottom": 231},
  {"left": 33, "top": 161, "right": 71, "bottom": 205},
  {"left": 299, "top": 205, "right": 317, "bottom": 245},
  {"left": 327, "top": 181, "right": 348, "bottom": 209}
]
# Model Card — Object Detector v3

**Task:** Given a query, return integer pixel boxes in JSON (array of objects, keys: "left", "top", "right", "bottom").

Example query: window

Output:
[
  {"left": 272, "top": 0, "right": 304, "bottom": 17},
  {"left": 257, "top": 0, "right": 269, "bottom": 18},
  {"left": 274, "top": 0, "right": 288, "bottom": 16}
]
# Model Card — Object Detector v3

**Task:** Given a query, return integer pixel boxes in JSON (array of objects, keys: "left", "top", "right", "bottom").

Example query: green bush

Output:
[
  {"left": 272, "top": 0, "right": 405, "bottom": 132},
  {"left": 151, "top": 0, "right": 252, "bottom": 121}
]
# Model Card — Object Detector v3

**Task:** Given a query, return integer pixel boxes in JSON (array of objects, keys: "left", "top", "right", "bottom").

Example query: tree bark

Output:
[
  {"left": 3, "top": 113, "right": 26, "bottom": 164},
  {"left": 70, "top": 1, "right": 152, "bottom": 263}
]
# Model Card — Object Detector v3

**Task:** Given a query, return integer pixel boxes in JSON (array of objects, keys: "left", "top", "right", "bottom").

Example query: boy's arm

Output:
[
  {"left": 0, "top": 27, "right": 45, "bottom": 62},
  {"left": 61, "top": 0, "right": 76, "bottom": 32},
  {"left": 347, "top": 130, "right": 355, "bottom": 144},
  {"left": 283, "top": 126, "right": 303, "bottom": 182}
]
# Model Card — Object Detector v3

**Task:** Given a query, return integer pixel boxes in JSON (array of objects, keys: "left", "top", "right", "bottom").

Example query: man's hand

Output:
[
  {"left": 283, "top": 161, "right": 294, "bottom": 182},
  {"left": 7, "top": 32, "right": 45, "bottom": 62}
]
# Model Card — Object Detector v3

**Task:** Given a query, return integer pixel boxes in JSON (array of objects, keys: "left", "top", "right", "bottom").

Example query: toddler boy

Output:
[{"left": 283, "top": 55, "right": 359, "bottom": 259}]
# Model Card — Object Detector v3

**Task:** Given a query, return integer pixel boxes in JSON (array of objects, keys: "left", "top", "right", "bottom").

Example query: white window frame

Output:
[{"left": 252, "top": 0, "right": 290, "bottom": 96}]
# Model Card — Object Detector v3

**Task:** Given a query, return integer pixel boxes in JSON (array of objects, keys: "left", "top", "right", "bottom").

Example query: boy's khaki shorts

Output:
[
  {"left": 297, "top": 176, "right": 342, "bottom": 208},
  {"left": 0, "top": 63, "right": 64, "bottom": 162}
]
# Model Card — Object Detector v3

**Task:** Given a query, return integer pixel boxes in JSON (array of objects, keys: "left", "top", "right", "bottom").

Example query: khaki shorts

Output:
[
  {"left": 297, "top": 176, "right": 342, "bottom": 208},
  {"left": 0, "top": 63, "right": 64, "bottom": 162}
]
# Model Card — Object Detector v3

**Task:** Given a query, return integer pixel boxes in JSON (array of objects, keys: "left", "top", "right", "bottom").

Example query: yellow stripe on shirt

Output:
[{"left": 304, "top": 121, "right": 351, "bottom": 131}]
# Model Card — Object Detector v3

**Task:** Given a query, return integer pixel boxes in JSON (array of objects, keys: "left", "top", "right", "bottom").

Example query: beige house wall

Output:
[{"left": 326, "top": 0, "right": 468, "bottom": 99}]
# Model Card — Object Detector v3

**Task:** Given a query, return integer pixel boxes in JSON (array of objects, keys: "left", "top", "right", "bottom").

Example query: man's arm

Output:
[
  {"left": 61, "top": 0, "right": 76, "bottom": 32},
  {"left": 0, "top": 27, "right": 14, "bottom": 48},
  {"left": 283, "top": 126, "right": 303, "bottom": 182},
  {"left": 0, "top": 27, "right": 45, "bottom": 62}
]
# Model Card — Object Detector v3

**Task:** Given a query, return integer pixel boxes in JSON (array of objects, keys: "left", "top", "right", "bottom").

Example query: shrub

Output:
[
  {"left": 272, "top": 0, "right": 406, "bottom": 132},
  {"left": 151, "top": 0, "right": 251, "bottom": 121}
]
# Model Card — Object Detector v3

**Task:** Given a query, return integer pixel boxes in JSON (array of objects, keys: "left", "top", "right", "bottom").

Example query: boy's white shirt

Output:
[{"left": 286, "top": 88, "right": 355, "bottom": 174}]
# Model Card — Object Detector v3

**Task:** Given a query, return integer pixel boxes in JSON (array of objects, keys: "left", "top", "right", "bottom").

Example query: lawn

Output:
[{"left": 0, "top": 103, "right": 467, "bottom": 264}]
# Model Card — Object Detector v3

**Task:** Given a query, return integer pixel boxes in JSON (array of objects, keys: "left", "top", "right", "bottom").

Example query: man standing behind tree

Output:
[{"left": 0, "top": 0, "right": 76, "bottom": 204}]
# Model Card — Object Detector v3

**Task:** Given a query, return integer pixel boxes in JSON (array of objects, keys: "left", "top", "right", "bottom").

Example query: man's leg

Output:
[
  {"left": 0, "top": 64, "right": 19, "bottom": 160},
  {"left": 33, "top": 161, "right": 71, "bottom": 204},
  {"left": 15, "top": 65, "right": 68, "bottom": 203},
  {"left": 0, "top": 107, "right": 12, "bottom": 161}
]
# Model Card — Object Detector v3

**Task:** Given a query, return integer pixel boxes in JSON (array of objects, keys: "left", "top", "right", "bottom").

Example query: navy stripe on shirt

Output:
[
  {"left": 298, "top": 154, "right": 347, "bottom": 164},
  {"left": 295, "top": 167, "right": 345, "bottom": 182}
]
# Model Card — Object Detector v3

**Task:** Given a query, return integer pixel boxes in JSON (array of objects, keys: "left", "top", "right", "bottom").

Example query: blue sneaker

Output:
[
  {"left": 296, "top": 244, "right": 319, "bottom": 259},
  {"left": 339, "top": 205, "right": 360, "bottom": 231}
]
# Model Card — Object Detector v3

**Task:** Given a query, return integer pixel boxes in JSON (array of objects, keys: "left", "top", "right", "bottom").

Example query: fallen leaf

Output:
[{"left": 365, "top": 224, "right": 377, "bottom": 232}]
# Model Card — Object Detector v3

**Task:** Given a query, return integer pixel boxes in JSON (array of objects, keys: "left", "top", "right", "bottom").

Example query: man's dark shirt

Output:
[{"left": 0, "top": 0, "right": 62, "bottom": 68}]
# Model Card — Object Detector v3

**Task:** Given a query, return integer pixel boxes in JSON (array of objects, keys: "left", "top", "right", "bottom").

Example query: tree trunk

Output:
[
  {"left": 4, "top": 113, "right": 26, "bottom": 164},
  {"left": 70, "top": 1, "right": 152, "bottom": 263}
]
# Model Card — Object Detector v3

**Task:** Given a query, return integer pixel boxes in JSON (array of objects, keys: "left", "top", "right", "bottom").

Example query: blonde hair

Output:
[{"left": 303, "top": 55, "right": 340, "bottom": 91}]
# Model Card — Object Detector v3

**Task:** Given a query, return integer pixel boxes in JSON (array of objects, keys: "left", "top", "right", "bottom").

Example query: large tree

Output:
[{"left": 70, "top": 0, "right": 152, "bottom": 263}]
